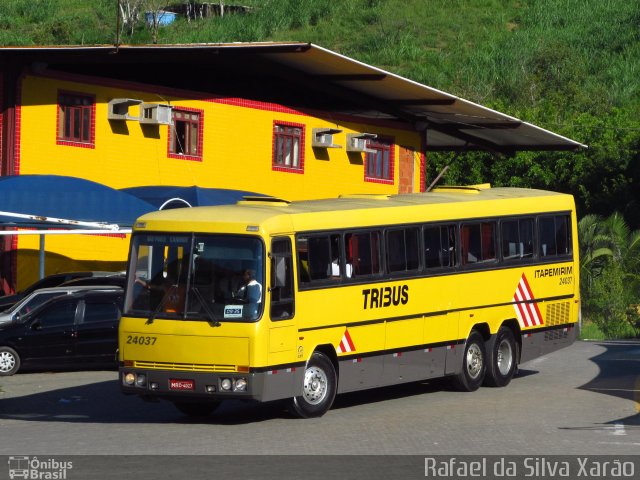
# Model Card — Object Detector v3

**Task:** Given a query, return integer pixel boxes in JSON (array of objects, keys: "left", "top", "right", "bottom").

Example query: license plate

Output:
[{"left": 169, "top": 379, "right": 195, "bottom": 391}]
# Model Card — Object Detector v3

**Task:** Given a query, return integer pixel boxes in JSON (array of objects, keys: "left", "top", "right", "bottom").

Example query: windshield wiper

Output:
[
  {"left": 146, "top": 285, "right": 178, "bottom": 324},
  {"left": 190, "top": 287, "right": 221, "bottom": 327}
]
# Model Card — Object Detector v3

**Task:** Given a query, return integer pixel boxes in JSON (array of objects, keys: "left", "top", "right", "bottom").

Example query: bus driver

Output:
[{"left": 234, "top": 269, "right": 262, "bottom": 304}]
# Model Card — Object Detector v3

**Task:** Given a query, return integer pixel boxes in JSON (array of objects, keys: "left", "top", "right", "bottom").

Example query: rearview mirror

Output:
[{"left": 273, "top": 257, "right": 286, "bottom": 288}]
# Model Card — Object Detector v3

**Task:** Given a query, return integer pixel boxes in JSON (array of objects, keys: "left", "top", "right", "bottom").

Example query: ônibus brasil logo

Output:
[{"left": 8, "top": 456, "right": 73, "bottom": 479}]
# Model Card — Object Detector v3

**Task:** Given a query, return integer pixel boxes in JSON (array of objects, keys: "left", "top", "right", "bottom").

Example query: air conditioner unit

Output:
[
  {"left": 139, "top": 103, "right": 173, "bottom": 125},
  {"left": 107, "top": 98, "right": 142, "bottom": 121},
  {"left": 312, "top": 128, "right": 342, "bottom": 148},
  {"left": 346, "top": 133, "right": 377, "bottom": 153}
]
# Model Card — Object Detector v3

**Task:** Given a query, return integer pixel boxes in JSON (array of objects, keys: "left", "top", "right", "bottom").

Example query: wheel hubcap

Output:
[
  {"left": 466, "top": 343, "right": 483, "bottom": 379},
  {"left": 0, "top": 352, "right": 16, "bottom": 372},
  {"left": 302, "top": 366, "right": 328, "bottom": 405},
  {"left": 497, "top": 339, "right": 513, "bottom": 376}
]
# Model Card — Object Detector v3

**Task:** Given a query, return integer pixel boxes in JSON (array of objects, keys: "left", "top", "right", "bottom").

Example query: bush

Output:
[{"left": 583, "top": 262, "right": 639, "bottom": 339}]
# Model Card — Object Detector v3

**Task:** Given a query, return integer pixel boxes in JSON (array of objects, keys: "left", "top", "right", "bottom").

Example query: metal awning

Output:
[
  {"left": 0, "top": 42, "right": 586, "bottom": 154},
  {"left": 0, "top": 175, "right": 155, "bottom": 229},
  {"left": 121, "top": 185, "right": 264, "bottom": 210},
  {"left": 264, "top": 44, "right": 586, "bottom": 153}
]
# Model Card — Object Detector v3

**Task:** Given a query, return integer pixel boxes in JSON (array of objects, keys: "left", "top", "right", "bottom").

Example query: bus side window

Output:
[
  {"left": 387, "top": 227, "right": 420, "bottom": 273},
  {"left": 460, "top": 224, "right": 478, "bottom": 265},
  {"left": 539, "top": 217, "right": 556, "bottom": 257},
  {"left": 461, "top": 222, "right": 496, "bottom": 265},
  {"left": 296, "top": 237, "right": 311, "bottom": 283},
  {"left": 539, "top": 214, "right": 571, "bottom": 257},
  {"left": 345, "top": 231, "right": 381, "bottom": 277},
  {"left": 502, "top": 218, "right": 534, "bottom": 260},
  {"left": 443, "top": 224, "right": 458, "bottom": 266},
  {"left": 424, "top": 224, "right": 457, "bottom": 269},
  {"left": 271, "top": 237, "right": 294, "bottom": 320},
  {"left": 297, "top": 234, "right": 343, "bottom": 283}
]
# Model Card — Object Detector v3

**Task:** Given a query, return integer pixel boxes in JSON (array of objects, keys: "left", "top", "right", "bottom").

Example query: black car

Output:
[
  {"left": 0, "top": 271, "right": 120, "bottom": 311},
  {"left": 0, "top": 287, "right": 122, "bottom": 376},
  {"left": 60, "top": 273, "right": 126, "bottom": 289}
]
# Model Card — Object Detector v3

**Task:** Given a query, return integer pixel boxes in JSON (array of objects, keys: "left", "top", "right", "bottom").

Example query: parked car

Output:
[
  {"left": 0, "top": 271, "right": 120, "bottom": 311},
  {"left": 60, "top": 273, "right": 126, "bottom": 289},
  {"left": 0, "top": 285, "right": 122, "bottom": 325},
  {"left": 0, "top": 287, "right": 122, "bottom": 376}
]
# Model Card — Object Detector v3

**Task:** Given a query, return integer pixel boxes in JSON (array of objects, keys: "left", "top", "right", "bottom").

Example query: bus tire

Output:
[
  {"left": 0, "top": 346, "right": 20, "bottom": 376},
  {"left": 484, "top": 326, "right": 517, "bottom": 387},
  {"left": 173, "top": 401, "right": 220, "bottom": 417},
  {"left": 289, "top": 352, "right": 337, "bottom": 418},
  {"left": 452, "top": 330, "right": 486, "bottom": 392}
]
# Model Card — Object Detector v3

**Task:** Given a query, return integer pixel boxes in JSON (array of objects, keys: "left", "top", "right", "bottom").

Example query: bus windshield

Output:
[{"left": 124, "top": 233, "right": 264, "bottom": 322}]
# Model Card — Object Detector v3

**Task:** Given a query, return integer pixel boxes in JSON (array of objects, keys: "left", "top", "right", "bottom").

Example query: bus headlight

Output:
[
  {"left": 124, "top": 372, "right": 135, "bottom": 386},
  {"left": 220, "top": 378, "right": 232, "bottom": 391},
  {"left": 234, "top": 378, "right": 247, "bottom": 392},
  {"left": 136, "top": 373, "right": 147, "bottom": 387}
]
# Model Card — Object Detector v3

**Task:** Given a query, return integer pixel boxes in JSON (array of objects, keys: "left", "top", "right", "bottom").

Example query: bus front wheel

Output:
[
  {"left": 173, "top": 401, "right": 220, "bottom": 417},
  {"left": 452, "top": 330, "right": 486, "bottom": 392},
  {"left": 483, "top": 326, "right": 517, "bottom": 387},
  {"left": 289, "top": 352, "right": 337, "bottom": 418}
]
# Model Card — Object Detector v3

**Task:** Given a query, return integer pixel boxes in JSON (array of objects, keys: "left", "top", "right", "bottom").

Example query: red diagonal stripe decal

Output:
[
  {"left": 337, "top": 328, "right": 356, "bottom": 353},
  {"left": 513, "top": 273, "right": 543, "bottom": 327}
]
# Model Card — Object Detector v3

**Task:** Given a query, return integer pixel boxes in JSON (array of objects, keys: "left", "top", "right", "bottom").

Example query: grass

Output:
[
  {"left": 579, "top": 320, "right": 606, "bottom": 341},
  {"left": 579, "top": 319, "right": 638, "bottom": 341},
  {"left": 1, "top": 1, "right": 637, "bottom": 113}
]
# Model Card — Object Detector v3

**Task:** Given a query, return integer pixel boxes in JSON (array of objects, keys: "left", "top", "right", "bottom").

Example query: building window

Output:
[
  {"left": 272, "top": 122, "right": 305, "bottom": 173},
  {"left": 365, "top": 137, "right": 394, "bottom": 183},
  {"left": 169, "top": 108, "right": 203, "bottom": 160},
  {"left": 57, "top": 92, "right": 95, "bottom": 146}
]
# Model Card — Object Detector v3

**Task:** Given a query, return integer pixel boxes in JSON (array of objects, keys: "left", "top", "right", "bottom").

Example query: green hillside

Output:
[{"left": 1, "top": 0, "right": 639, "bottom": 226}]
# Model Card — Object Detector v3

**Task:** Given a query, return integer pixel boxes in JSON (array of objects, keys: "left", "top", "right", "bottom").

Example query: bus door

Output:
[{"left": 264, "top": 236, "right": 298, "bottom": 401}]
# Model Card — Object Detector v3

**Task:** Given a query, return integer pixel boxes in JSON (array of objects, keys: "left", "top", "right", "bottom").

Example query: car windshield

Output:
[{"left": 124, "top": 233, "right": 264, "bottom": 322}]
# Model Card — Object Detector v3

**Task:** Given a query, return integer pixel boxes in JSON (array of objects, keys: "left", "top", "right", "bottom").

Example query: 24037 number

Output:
[{"left": 126, "top": 335, "right": 157, "bottom": 345}]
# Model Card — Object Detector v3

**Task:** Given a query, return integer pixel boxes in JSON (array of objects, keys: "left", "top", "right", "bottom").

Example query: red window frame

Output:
[
  {"left": 365, "top": 137, "right": 395, "bottom": 184},
  {"left": 56, "top": 91, "right": 95, "bottom": 147},
  {"left": 168, "top": 107, "right": 204, "bottom": 161},
  {"left": 272, "top": 121, "right": 305, "bottom": 174}
]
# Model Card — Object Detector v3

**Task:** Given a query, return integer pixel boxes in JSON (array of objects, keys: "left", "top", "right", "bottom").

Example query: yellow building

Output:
[{"left": 0, "top": 43, "right": 584, "bottom": 292}]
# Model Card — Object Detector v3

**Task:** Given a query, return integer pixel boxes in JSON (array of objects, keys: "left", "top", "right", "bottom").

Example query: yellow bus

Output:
[{"left": 119, "top": 185, "right": 580, "bottom": 418}]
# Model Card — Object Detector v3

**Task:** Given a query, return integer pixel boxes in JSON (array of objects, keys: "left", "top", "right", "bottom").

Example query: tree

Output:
[
  {"left": 142, "top": 0, "right": 169, "bottom": 44},
  {"left": 580, "top": 212, "right": 640, "bottom": 338},
  {"left": 118, "top": 0, "right": 144, "bottom": 39},
  {"left": 578, "top": 214, "right": 612, "bottom": 289}
]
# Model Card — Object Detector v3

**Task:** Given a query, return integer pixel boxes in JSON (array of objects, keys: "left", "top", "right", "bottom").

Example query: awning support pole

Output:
[
  {"left": 425, "top": 145, "right": 468, "bottom": 192},
  {"left": 39, "top": 234, "right": 45, "bottom": 280}
]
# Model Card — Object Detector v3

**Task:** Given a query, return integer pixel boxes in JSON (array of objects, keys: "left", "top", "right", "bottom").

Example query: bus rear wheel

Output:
[
  {"left": 452, "top": 330, "right": 486, "bottom": 392},
  {"left": 173, "top": 401, "right": 220, "bottom": 417},
  {"left": 484, "top": 326, "right": 517, "bottom": 387},
  {"left": 289, "top": 352, "right": 337, "bottom": 418}
]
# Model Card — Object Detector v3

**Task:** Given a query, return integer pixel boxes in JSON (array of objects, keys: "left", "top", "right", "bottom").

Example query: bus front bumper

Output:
[{"left": 119, "top": 366, "right": 302, "bottom": 402}]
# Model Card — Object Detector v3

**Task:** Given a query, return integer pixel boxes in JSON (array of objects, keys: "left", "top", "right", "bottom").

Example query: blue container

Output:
[{"left": 145, "top": 11, "right": 177, "bottom": 26}]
